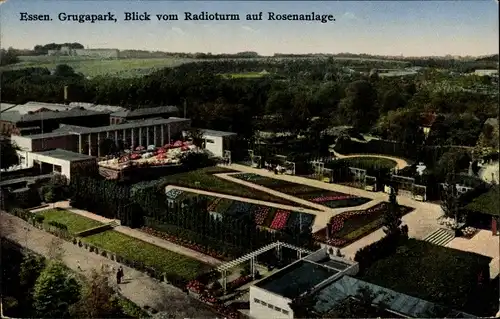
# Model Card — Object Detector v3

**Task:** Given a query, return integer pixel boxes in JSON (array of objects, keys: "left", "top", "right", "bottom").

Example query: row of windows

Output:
[{"left": 253, "top": 298, "right": 289, "bottom": 315}]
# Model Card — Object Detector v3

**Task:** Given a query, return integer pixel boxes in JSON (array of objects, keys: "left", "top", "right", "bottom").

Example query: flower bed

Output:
[
  {"left": 313, "top": 202, "right": 414, "bottom": 248},
  {"left": 225, "top": 201, "right": 257, "bottom": 217},
  {"left": 141, "top": 226, "right": 228, "bottom": 260},
  {"left": 232, "top": 173, "right": 369, "bottom": 209},
  {"left": 270, "top": 210, "right": 290, "bottom": 230},
  {"left": 254, "top": 206, "right": 271, "bottom": 225},
  {"left": 286, "top": 212, "right": 315, "bottom": 230}
]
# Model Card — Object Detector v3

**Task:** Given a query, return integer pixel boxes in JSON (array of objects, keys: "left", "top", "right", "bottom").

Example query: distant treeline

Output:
[{"left": 32, "top": 43, "right": 85, "bottom": 55}]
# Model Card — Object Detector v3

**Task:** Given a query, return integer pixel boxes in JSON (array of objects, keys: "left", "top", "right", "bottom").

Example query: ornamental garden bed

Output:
[
  {"left": 313, "top": 202, "right": 414, "bottom": 248},
  {"left": 82, "top": 230, "right": 211, "bottom": 281},
  {"left": 166, "top": 189, "right": 316, "bottom": 231},
  {"left": 38, "top": 209, "right": 103, "bottom": 234},
  {"left": 157, "top": 167, "right": 304, "bottom": 207},
  {"left": 232, "top": 173, "right": 370, "bottom": 208}
]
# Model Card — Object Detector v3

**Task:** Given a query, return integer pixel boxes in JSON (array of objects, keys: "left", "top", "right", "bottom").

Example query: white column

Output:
[
  {"left": 122, "top": 129, "right": 127, "bottom": 148},
  {"left": 167, "top": 124, "right": 171, "bottom": 144},
  {"left": 87, "top": 134, "right": 92, "bottom": 156},
  {"left": 106, "top": 131, "right": 110, "bottom": 138},
  {"left": 79, "top": 135, "right": 83, "bottom": 154},
  {"left": 161, "top": 125, "right": 165, "bottom": 145},
  {"left": 114, "top": 130, "right": 118, "bottom": 145},
  {"left": 146, "top": 127, "right": 150, "bottom": 146}
]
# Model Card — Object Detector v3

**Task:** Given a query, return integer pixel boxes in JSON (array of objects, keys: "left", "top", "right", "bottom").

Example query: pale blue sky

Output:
[{"left": 1, "top": 0, "right": 498, "bottom": 56}]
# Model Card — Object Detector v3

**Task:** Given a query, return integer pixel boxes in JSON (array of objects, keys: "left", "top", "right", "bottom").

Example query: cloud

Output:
[
  {"left": 171, "top": 27, "right": 185, "bottom": 35},
  {"left": 241, "top": 25, "right": 257, "bottom": 32},
  {"left": 342, "top": 12, "right": 357, "bottom": 20}
]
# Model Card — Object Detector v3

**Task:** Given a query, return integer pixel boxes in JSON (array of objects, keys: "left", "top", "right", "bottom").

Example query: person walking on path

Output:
[
  {"left": 76, "top": 260, "right": 82, "bottom": 271},
  {"left": 116, "top": 268, "right": 121, "bottom": 284}
]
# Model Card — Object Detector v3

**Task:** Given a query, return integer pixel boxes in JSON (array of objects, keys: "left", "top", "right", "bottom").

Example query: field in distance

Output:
[{"left": 2, "top": 56, "right": 196, "bottom": 78}]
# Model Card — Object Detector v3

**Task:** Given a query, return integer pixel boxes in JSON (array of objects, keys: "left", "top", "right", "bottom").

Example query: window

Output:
[
  {"left": 274, "top": 306, "right": 281, "bottom": 311},
  {"left": 260, "top": 301, "right": 267, "bottom": 307},
  {"left": 205, "top": 139, "right": 215, "bottom": 144},
  {"left": 254, "top": 298, "right": 260, "bottom": 304},
  {"left": 53, "top": 165, "right": 62, "bottom": 173},
  {"left": 281, "top": 309, "right": 289, "bottom": 315}
]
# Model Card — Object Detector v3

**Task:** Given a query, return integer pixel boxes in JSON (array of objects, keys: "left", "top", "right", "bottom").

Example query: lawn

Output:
[
  {"left": 158, "top": 167, "right": 311, "bottom": 208},
  {"left": 232, "top": 173, "right": 370, "bottom": 208},
  {"left": 38, "top": 209, "right": 103, "bottom": 234},
  {"left": 166, "top": 188, "right": 316, "bottom": 231},
  {"left": 313, "top": 202, "right": 414, "bottom": 248},
  {"left": 361, "top": 239, "right": 493, "bottom": 311},
  {"left": 83, "top": 230, "right": 210, "bottom": 280},
  {"left": 3, "top": 57, "right": 195, "bottom": 78}
]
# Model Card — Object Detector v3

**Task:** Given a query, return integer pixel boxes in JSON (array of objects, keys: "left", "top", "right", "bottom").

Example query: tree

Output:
[
  {"left": 72, "top": 268, "right": 122, "bottom": 318},
  {"left": 339, "top": 80, "right": 378, "bottom": 133},
  {"left": 440, "top": 182, "right": 462, "bottom": 226},
  {"left": 436, "top": 149, "right": 472, "bottom": 180},
  {"left": 0, "top": 48, "right": 20, "bottom": 66},
  {"left": 32, "top": 261, "right": 81, "bottom": 318},
  {"left": 289, "top": 294, "right": 317, "bottom": 318},
  {"left": 185, "top": 128, "right": 205, "bottom": 148},
  {"left": 54, "top": 64, "right": 77, "bottom": 77},
  {"left": 382, "top": 187, "right": 406, "bottom": 237},
  {"left": 0, "top": 138, "right": 19, "bottom": 170}
]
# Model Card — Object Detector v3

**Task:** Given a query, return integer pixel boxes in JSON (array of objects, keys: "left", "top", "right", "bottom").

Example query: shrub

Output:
[
  {"left": 78, "top": 240, "right": 83, "bottom": 247},
  {"left": 101, "top": 251, "right": 107, "bottom": 257},
  {"left": 72, "top": 238, "right": 77, "bottom": 245},
  {"left": 354, "top": 234, "right": 408, "bottom": 273}
]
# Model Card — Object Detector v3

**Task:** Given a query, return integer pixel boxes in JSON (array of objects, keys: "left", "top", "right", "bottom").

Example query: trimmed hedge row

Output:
[
  {"left": 74, "top": 224, "right": 113, "bottom": 237},
  {"left": 354, "top": 233, "right": 408, "bottom": 274}
]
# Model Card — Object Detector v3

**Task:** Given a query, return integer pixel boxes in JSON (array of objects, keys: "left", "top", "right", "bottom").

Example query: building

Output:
[
  {"left": 19, "top": 149, "right": 96, "bottom": 181},
  {"left": 249, "top": 248, "right": 475, "bottom": 319},
  {"left": 474, "top": 69, "right": 499, "bottom": 77},
  {"left": 11, "top": 117, "right": 191, "bottom": 157},
  {"left": 110, "top": 106, "right": 179, "bottom": 125},
  {"left": 184, "top": 129, "right": 237, "bottom": 158},
  {"left": 250, "top": 248, "right": 358, "bottom": 319},
  {"left": 1, "top": 105, "right": 111, "bottom": 136}
]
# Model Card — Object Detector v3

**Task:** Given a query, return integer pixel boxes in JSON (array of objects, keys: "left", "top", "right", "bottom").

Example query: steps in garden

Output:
[{"left": 423, "top": 228, "right": 455, "bottom": 246}]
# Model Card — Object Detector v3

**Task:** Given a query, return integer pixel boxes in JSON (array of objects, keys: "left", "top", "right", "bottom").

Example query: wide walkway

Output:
[
  {"left": 223, "top": 163, "right": 443, "bottom": 257},
  {"left": 31, "top": 201, "right": 222, "bottom": 266},
  {"left": 0, "top": 212, "right": 216, "bottom": 317}
]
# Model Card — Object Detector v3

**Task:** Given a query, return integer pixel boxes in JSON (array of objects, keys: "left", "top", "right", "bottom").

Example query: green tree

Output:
[
  {"left": 339, "top": 80, "right": 378, "bottom": 133},
  {"left": 185, "top": 128, "right": 205, "bottom": 148},
  {"left": 32, "top": 261, "right": 81, "bottom": 318},
  {"left": 326, "top": 287, "right": 392, "bottom": 318},
  {"left": 440, "top": 182, "right": 462, "bottom": 226},
  {"left": 382, "top": 187, "right": 406, "bottom": 237},
  {"left": 436, "top": 149, "right": 472, "bottom": 180},
  {"left": 54, "top": 64, "right": 77, "bottom": 77},
  {"left": 18, "top": 253, "right": 46, "bottom": 315},
  {"left": 0, "top": 138, "right": 19, "bottom": 170},
  {"left": 0, "top": 48, "right": 20, "bottom": 66}
]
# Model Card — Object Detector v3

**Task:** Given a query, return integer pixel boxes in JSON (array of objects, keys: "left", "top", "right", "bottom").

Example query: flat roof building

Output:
[
  {"left": 183, "top": 128, "right": 237, "bottom": 158},
  {"left": 110, "top": 106, "right": 179, "bottom": 125}
]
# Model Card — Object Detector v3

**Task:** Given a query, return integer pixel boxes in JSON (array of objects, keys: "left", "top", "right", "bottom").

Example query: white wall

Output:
[
  {"left": 11, "top": 135, "right": 33, "bottom": 151},
  {"left": 30, "top": 153, "right": 72, "bottom": 179},
  {"left": 203, "top": 135, "right": 224, "bottom": 157},
  {"left": 249, "top": 286, "right": 293, "bottom": 319}
]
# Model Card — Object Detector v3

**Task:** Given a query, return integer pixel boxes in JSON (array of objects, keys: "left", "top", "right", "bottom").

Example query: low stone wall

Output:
[{"left": 74, "top": 224, "right": 113, "bottom": 237}]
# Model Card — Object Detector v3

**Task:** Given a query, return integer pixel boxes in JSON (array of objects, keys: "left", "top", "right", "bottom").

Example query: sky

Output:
[{"left": 0, "top": 0, "right": 498, "bottom": 57}]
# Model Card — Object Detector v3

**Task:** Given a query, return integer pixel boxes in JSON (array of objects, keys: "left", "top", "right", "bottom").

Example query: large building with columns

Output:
[{"left": 11, "top": 117, "right": 191, "bottom": 158}]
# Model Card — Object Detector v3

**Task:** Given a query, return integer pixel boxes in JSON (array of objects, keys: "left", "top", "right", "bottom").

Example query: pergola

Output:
[{"left": 216, "top": 241, "right": 312, "bottom": 292}]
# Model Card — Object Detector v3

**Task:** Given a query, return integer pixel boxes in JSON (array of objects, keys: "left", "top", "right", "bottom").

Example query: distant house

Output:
[
  {"left": 110, "top": 106, "right": 179, "bottom": 125},
  {"left": 474, "top": 69, "right": 498, "bottom": 77}
]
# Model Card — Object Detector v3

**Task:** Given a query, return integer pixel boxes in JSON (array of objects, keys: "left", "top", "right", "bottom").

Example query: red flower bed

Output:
[
  {"left": 270, "top": 210, "right": 290, "bottom": 230},
  {"left": 311, "top": 195, "right": 355, "bottom": 203},
  {"left": 140, "top": 227, "right": 228, "bottom": 260},
  {"left": 228, "top": 275, "right": 252, "bottom": 290},
  {"left": 186, "top": 280, "right": 205, "bottom": 293},
  {"left": 254, "top": 206, "right": 271, "bottom": 225}
]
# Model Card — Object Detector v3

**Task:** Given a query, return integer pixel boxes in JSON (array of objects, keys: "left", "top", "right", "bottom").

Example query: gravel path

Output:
[
  {"left": 0, "top": 212, "right": 216, "bottom": 318},
  {"left": 331, "top": 150, "right": 410, "bottom": 169}
]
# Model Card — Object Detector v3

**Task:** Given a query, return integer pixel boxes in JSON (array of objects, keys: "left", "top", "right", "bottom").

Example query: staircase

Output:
[{"left": 423, "top": 228, "right": 455, "bottom": 246}]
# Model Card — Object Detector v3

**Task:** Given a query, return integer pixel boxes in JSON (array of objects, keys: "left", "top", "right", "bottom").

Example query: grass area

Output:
[
  {"left": 158, "top": 167, "right": 311, "bottom": 208},
  {"left": 38, "top": 209, "right": 103, "bottom": 234},
  {"left": 82, "top": 230, "right": 210, "bottom": 280},
  {"left": 232, "top": 173, "right": 369, "bottom": 208},
  {"left": 313, "top": 202, "right": 413, "bottom": 248},
  {"left": 3, "top": 57, "right": 195, "bottom": 78},
  {"left": 465, "top": 185, "right": 499, "bottom": 217},
  {"left": 335, "top": 156, "right": 398, "bottom": 170},
  {"left": 361, "top": 239, "right": 493, "bottom": 311}
]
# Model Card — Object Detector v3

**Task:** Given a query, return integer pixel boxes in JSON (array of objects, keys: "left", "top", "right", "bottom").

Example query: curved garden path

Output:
[
  {"left": 331, "top": 150, "right": 410, "bottom": 169},
  {"left": 0, "top": 212, "right": 217, "bottom": 317}
]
